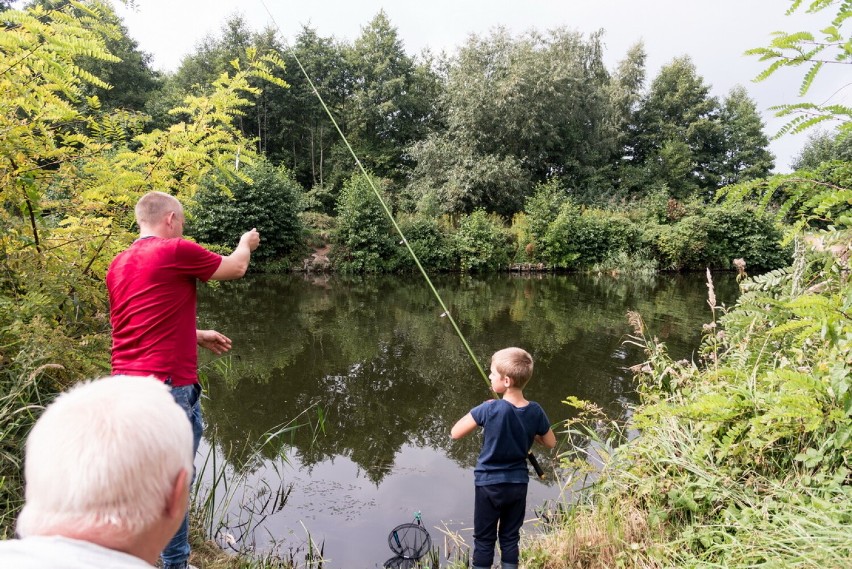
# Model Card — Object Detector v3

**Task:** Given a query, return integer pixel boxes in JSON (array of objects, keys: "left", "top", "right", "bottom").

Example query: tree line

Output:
[{"left": 121, "top": 10, "right": 778, "bottom": 212}]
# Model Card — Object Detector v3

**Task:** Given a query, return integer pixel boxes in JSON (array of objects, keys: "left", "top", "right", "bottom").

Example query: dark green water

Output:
[{"left": 196, "top": 271, "right": 738, "bottom": 567}]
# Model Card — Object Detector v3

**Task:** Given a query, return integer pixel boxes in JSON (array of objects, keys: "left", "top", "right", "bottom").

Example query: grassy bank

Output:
[{"left": 525, "top": 246, "right": 852, "bottom": 568}]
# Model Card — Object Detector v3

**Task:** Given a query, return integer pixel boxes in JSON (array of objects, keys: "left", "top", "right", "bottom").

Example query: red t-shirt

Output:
[{"left": 107, "top": 237, "right": 222, "bottom": 386}]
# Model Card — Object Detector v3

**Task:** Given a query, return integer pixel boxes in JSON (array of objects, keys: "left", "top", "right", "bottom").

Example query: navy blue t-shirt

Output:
[{"left": 470, "top": 399, "right": 551, "bottom": 486}]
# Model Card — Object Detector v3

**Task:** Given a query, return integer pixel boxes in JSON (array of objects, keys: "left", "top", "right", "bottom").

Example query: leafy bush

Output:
[
  {"left": 390, "top": 215, "right": 457, "bottom": 272},
  {"left": 332, "top": 173, "right": 397, "bottom": 273},
  {"left": 539, "top": 203, "right": 639, "bottom": 269},
  {"left": 644, "top": 204, "right": 789, "bottom": 271},
  {"left": 189, "top": 159, "right": 306, "bottom": 266},
  {"left": 703, "top": 205, "right": 791, "bottom": 271},
  {"left": 524, "top": 179, "right": 569, "bottom": 251},
  {"left": 453, "top": 210, "right": 513, "bottom": 272}
]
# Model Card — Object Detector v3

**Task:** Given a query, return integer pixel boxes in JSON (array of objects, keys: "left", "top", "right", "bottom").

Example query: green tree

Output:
[
  {"left": 792, "top": 129, "right": 852, "bottom": 170},
  {"left": 345, "top": 11, "right": 440, "bottom": 187},
  {"left": 161, "top": 14, "right": 290, "bottom": 158},
  {"left": 633, "top": 56, "right": 724, "bottom": 198},
  {"left": 407, "top": 27, "right": 617, "bottom": 215},
  {"left": 279, "top": 26, "right": 352, "bottom": 197},
  {"left": 718, "top": 85, "right": 774, "bottom": 184},
  {"left": 332, "top": 173, "right": 396, "bottom": 272},
  {"left": 189, "top": 158, "right": 305, "bottom": 265}
]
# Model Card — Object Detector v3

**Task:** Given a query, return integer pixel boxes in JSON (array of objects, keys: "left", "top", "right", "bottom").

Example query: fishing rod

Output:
[{"left": 258, "top": 1, "right": 545, "bottom": 479}]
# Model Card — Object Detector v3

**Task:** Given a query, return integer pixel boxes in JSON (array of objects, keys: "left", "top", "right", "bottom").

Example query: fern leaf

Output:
[{"left": 800, "top": 61, "right": 823, "bottom": 96}]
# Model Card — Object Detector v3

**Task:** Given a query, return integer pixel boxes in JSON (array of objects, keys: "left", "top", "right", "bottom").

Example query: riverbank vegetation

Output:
[
  {"left": 523, "top": 2, "right": 852, "bottom": 566},
  {"left": 1, "top": 0, "right": 849, "bottom": 567}
]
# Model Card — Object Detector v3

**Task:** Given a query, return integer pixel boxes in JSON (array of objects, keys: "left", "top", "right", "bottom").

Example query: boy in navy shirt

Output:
[{"left": 451, "top": 347, "right": 556, "bottom": 569}]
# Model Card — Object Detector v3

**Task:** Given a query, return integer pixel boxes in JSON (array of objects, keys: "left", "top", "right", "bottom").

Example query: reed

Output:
[{"left": 0, "top": 363, "right": 64, "bottom": 538}]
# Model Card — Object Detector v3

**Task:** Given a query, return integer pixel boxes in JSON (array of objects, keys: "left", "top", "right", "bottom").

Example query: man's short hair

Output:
[
  {"left": 492, "top": 347, "right": 534, "bottom": 388},
  {"left": 16, "top": 376, "right": 194, "bottom": 537},
  {"left": 135, "top": 191, "right": 183, "bottom": 226}
]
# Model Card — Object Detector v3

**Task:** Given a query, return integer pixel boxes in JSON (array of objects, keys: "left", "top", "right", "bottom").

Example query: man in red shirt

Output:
[{"left": 107, "top": 191, "right": 260, "bottom": 569}]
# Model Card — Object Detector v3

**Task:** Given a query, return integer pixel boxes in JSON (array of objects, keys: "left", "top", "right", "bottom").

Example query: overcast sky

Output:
[{"left": 110, "top": 0, "right": 850, "bottom": 172}]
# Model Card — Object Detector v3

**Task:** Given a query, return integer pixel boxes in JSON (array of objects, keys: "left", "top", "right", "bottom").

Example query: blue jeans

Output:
[
  {"left": 162, "top": 382, "right": 203, "bottom": 569},
  {"left": 472, "top": 483, "right": 528, "bottom": 568}
]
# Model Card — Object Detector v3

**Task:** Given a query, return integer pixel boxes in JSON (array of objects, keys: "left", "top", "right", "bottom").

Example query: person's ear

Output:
[{"left": 166, "top": 469, "right": 189, "bottom": 520}]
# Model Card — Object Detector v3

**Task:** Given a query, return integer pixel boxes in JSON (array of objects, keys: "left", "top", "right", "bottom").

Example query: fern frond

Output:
[{"left": 800, "top": 61, "right": 823, "bottom": 95}]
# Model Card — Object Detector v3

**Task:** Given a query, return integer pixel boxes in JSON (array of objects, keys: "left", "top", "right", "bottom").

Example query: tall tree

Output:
[
  {"left": 610, "top": 41, "right": 648, "bottom": 197},
  {"left": 407, "top": 27, "right": 617, "bottom": 215},
  {"left": 279, "top": 26, "right": 353, "bottom": 201},
  {"left": 633, "top": 56, "right": 723, "bottom": 198},
  {"left": 718, "top": 85, "right": 774, "bottom": 184},
  {"left": 161, "top": 14, "right": 290, "bottom": 157},
  {"left": 346, "top": 11, "right": 440, "bottom": 187},
  {"left": 792, "top": 129, "right": 852, "bottom": 171}
]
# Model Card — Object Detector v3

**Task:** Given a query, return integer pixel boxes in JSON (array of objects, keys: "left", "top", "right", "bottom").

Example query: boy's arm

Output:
[
  {"left": 535, "top": 428, "right": 557, "bottom": 449},
  {"left": 451, "top": 413, "right": 478, "bottom": 440}
]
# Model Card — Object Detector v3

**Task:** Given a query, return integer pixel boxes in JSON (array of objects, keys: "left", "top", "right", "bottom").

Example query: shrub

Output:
[
  {"left": 332, "top": 173, "right": 397, "bottom": 273},
  {"left": 644, "top": 204, "right": 790, "bottom": 271},
  {"left": 189, "top": 159, "right": 306, "bottom": 266},
  {"left": 390, "top": 215, "right": 457, "bottom": 272},
  {"left": 454, "top": 210, "right": 513, "bottom": 272},
  {"left": 540, "top": 203, "right": 639, "bottom": 269},
  {"left": 524, "top": 179, "right": 569, "bottom": 250}
]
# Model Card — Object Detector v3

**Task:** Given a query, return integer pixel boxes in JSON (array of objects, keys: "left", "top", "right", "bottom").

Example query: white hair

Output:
[{"left": 16, "top": 376, "right": 194, "bottom": 537}]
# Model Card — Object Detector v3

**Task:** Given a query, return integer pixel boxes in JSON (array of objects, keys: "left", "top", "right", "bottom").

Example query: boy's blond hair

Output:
[{"left": 492, "top": 347, "right": 534, "bottom": 388}]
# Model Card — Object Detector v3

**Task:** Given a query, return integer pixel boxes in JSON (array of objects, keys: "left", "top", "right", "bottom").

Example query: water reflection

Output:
[{"left": 196, "top": 272, "right": 738, "bottom": 566}]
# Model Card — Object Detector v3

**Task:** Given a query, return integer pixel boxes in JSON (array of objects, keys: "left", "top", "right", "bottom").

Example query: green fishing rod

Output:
[{"left": 259, "top": 1, "right": 544, "bottom": 479}]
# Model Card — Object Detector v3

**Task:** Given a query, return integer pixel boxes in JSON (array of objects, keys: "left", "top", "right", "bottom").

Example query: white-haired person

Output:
[{"left": 0, "top": 376, "right": 194, "bottom": 568}]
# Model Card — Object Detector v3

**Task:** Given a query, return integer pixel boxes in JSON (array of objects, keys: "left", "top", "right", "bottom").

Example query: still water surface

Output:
[{"left": 196, "top": 271, "right": 738, "bottom": 568}]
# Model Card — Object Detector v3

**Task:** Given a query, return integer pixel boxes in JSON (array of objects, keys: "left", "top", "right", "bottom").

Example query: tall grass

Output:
[
  {"left": 0, "top": 364, "right": 64, "bottom": 538},
  {"left": 189, "top": 369, "right": 327, "bottom": 569}
]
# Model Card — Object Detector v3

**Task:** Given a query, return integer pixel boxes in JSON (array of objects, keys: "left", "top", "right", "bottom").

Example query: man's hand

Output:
[
  {"left": 240, "top": 228, "right": 261, "bottom": 252},
  {"left": 196, "top": 329, "right": 232, "bottom": 355}
]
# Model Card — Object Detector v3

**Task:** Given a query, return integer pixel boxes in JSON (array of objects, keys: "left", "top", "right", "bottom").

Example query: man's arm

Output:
[{"left": 209, "top": 229, "right": 261, "bottom": 281}]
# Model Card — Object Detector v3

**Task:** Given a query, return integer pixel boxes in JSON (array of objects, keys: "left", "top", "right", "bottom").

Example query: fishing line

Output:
[
  {"left": 257, "top": 1, "right": 544, "bottom": 477},
  {"left": 257, "top": 0, "right": 490, "bottom": 391}
]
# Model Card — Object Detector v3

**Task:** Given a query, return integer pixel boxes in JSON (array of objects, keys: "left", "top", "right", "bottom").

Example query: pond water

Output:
[{"left": 195, "top": 271, "right": 739, "bottom": 568}]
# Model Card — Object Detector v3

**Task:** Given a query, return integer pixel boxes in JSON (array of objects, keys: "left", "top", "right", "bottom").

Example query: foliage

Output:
[
  {"left": 523, "top": 179, "right": 570, "bottom": 254},
  {"left": 388, "top": 214, "right": 457, "bottom": 272},
  {"left": 718, "top": 85, "right": 775, "bottom": 183},
  {"left": 189, "top": 159, "right": 306, "bottom": 266},
  {"left": 406, "top": 27, "right": 617, "bottom": 215},
  {"left": 745, "top": 0, "right": 852, "bottom": 136},
  {"left": 453, "top": 210, "right": 513, "bottom": 272},
  {"left": 539, "top": 203, "right": 639, "bottom": 269},
  {"left": 630, "top": 56, "right": 724, "bottom": 198},
  {"left": 0, "top": 0, "right": 288, "bottom": 537},
  {"left": 332, "top": 173, "right": 397, "bottom": 272},
  {"left": 792, "top": 129, "right": 852, "bottom": 171},
  {"left": 643, "top": 203, "right": 790, "bottom": 271}
]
